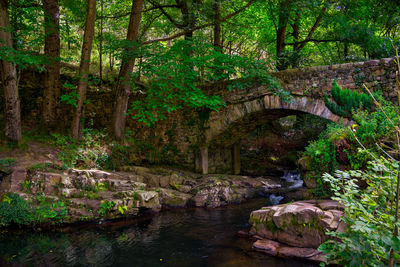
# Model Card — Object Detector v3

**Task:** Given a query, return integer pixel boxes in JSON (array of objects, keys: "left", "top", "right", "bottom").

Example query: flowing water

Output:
[{"left": 0, "top": 172, "right": 316, "bottom": 267}]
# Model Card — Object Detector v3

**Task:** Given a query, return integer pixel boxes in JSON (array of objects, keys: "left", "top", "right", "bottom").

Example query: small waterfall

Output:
[
  {"left": 281, "top": 171, "right": 303, "bottom": 189},
  {"left": 268, "top": 194, "right": 284, "bottom": 205}
]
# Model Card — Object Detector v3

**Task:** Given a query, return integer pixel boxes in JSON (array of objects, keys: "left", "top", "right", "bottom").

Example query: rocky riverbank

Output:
[
  {"left": 0, "top": 163, "right": 292, "bottom": 225},
  {"left": 244, "top": 200, "right": 345, "bottom": 264}
]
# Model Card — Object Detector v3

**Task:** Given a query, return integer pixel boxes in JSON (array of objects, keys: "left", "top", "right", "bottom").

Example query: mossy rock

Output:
[{"left": 297, "top": 156, "right": 313, "bottom": 171}]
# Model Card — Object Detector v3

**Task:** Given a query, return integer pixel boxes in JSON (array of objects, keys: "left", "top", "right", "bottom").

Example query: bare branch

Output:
[
  {"left": 147, "top": 0, "right": 186, "bottom": 29},
  {"left": 297, "top": 7, "right": 326, "bottom": 51}
]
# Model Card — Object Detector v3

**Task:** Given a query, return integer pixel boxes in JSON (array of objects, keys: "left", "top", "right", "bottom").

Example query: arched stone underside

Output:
[{"left": 195, "top": 95, "right": 351, "bottom": 175}]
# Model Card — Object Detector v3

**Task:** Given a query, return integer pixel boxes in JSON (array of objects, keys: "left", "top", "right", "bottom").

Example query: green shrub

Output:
[
  {"left": 303, "top": 97, "right": 399, "bottom": 196},
  {"left": 51, "top": 130, "right": 109, "bottom": 169},
  {"left": 0, "top": 194, "right": 35, "bottom": 226},
  {"left": 324, "top": 80, "right": 372, "bottom": 117},
  {"left": 352, "top": 94, "right": 400, "bottom": 145},
  {"left": 319, "top": 158, "right": 400, "bottom": 266},
  {"left": 0, "top": 194, "right": 68, "bottom": 227},
  {"left": 98, "top": 200, "right": 115, "bottom": 218}
]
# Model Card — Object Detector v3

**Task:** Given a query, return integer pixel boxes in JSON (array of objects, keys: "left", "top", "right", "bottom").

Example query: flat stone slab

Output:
[{"left": 253, "top": 238, "right": 326, "bottom": 264}]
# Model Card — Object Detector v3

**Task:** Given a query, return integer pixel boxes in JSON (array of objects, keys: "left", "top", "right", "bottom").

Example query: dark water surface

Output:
[{"left": 0, "top": 198, "right": 317, "bottom": 267}]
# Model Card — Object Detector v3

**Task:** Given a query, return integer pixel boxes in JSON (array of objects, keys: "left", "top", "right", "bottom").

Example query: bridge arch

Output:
[{"left": 195, "top": 95, "right": 351, "bottom": 174}]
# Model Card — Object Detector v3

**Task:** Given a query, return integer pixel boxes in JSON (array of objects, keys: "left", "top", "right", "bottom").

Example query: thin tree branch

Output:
[
  {"left": 147, "top": 0, "right": 186, "bottom": 29},
  {"left": 140, "top": 12, "right": 163, "bottom": 39},
  {"left": 285, "top": 38, "right": 340, "bottom": 46},
  {"left": 143, "top": 0, "right": 254, "bottom": 45},
  {"left": 297, "top": 7, "right": 326, "bottom": 51},
  {"left": 144, "top": 4, "right": 179, "bottom": 12}
]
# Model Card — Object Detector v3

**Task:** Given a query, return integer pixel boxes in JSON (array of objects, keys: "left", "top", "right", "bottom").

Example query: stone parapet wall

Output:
[{"left": 272, "top": 58, "right": 398, "bottom": 99}]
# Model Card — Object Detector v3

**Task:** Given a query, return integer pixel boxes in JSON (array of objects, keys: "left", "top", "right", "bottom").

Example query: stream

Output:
[{"left": 0, "top": 172, "right": 317, "bottom": 267}]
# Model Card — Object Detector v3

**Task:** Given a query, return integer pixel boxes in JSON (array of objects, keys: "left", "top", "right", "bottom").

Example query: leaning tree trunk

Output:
[
  {"left": 42, "top": 0, "right": 60, "bottom": 128},
  {"left": 0, "top": 0, "right": 21, "bottom": 143},
  {"left": 72, "top": 0, "right": 96, "bottom": 140},
  {"left": 112, "top": 0, "right": 144, "bottom": 141}
]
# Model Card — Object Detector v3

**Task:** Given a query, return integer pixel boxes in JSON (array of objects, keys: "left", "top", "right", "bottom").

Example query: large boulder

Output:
[{"left": 249, "top": 200, "right": 344, "bottom": 248}]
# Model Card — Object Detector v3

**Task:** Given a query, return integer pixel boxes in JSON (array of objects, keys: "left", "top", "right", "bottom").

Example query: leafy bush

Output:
[
  {"left": 51, "top": 130, "right": 109, "bottom": 169},
  {"left": 319, "top": 158, "right": 400, "bottom": 266},
  {"left": 324, "top": 80, "right": 372, "bottom": 117},
  {"left": 0, "top": 194, "right": 68, "bottom": 227},
  {"left": 303, "top": 124, "right": 346, "bottom": 196},
  {"left": 303, "top": 95, "right": 399, "bottom": 196},
  {"left": 352, "top": 93, "right": 400, "bottom": 145}
]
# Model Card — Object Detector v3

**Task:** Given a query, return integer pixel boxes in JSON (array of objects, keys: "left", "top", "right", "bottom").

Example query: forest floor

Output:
[{"left": 0, "top": 141, "right": 62, "bottom": 169}]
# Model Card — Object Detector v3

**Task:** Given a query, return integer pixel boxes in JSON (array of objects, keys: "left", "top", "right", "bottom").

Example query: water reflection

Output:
[{"left": 0, "top": 198, "right": 317, "bottom": 267}]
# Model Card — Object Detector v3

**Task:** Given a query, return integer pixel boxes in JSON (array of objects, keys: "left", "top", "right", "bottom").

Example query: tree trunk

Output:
[
  {"left": 66, "top": 18, "right": 71, "bottom": 50},
  {"left": 213, "top": 0, "right": 221, "bottom": 49},
  {"left": 276, "top": 4, "right": 289, "bottom": 56},
  {"left": 99, "top": 0, "right": 104, "bottom": 84},
  {"left": 109, "top": 51, "right": 113, "bottom": 71},
  {"left": 0, "top": 0, "right": 21, "bottom": 143},
  {"left": 72, "top": 0, "right": 96, "bottom": 140},
  {"left": 344, "top": 42, "right": 349, "bottom": 59},
  {"left": 112, "top": 0, "right": 144, "bottom": 141},
  {"left": 292, "top": 11, "right": 300, "bottom": 51},
  {"left": 42, "top": 0, "right": 60, "bottom": 128},
  {"left": 276, "top": 0, "right": 291, "bottom": 70}
]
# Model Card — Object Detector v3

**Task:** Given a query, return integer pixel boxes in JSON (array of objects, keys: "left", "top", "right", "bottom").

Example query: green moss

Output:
[
  {"left": 28, "top": 163, "right": 63, "bottom": 172},
  {"left": 249, "top": 215, "right": 280, "bottom": 233},
  {"left": 264, "top": 218, "right": 280, "bottom": 233}
]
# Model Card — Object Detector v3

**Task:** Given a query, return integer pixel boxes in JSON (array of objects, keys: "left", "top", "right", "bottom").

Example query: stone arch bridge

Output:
[{"left": 141, "top": 58, "right": 398, "bottom": 175}]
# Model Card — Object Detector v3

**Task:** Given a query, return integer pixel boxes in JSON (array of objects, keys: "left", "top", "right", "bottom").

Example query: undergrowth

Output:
[
  {"left": 303, "top": 92, "right": 399, "bottom": 197},
  {"left": 0, "top": 193, "right": 68, "bottom": 227}
]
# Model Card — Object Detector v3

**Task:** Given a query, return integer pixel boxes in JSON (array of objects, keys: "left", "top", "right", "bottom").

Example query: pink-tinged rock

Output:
[
  {"left": 337, "top": 220, "right": 347, "bottom": 233},
  {"left": 272, "top": 202, "right": 324, "bottom": 229},
  {"left": 278, "top": 246, "right": 319, "bottom": 258},
  {"left": 237, "top": 230, "right": 250, "bottom": 238},
  {"left": 249, "top": 200, "right": 345, "bottom": 248},
  {"left": 275, "top": 226, "right": 324, "bottom": 248},
  {"left": 320, "top": 211, "right": 335, "bottom": 229},
  {"left": 278, "top": 246, "right": 326, "bottom": 263},
  {"left": 317, "top": 200, "right": 344, "bottom": 211},
  {"left": 251, "top": 238, "right": 327, "bottom": 264},
  {"left": 253, "top": 239, "right": 280, "bottom": 256}
]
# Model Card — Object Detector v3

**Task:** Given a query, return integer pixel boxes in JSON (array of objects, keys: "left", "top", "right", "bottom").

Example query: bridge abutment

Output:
[
  {"left": 232, "top": 142, "right": 241, "bottom": 175},
  {"left": 195, "top": 146, "right": 209, "bottom": 174}
]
